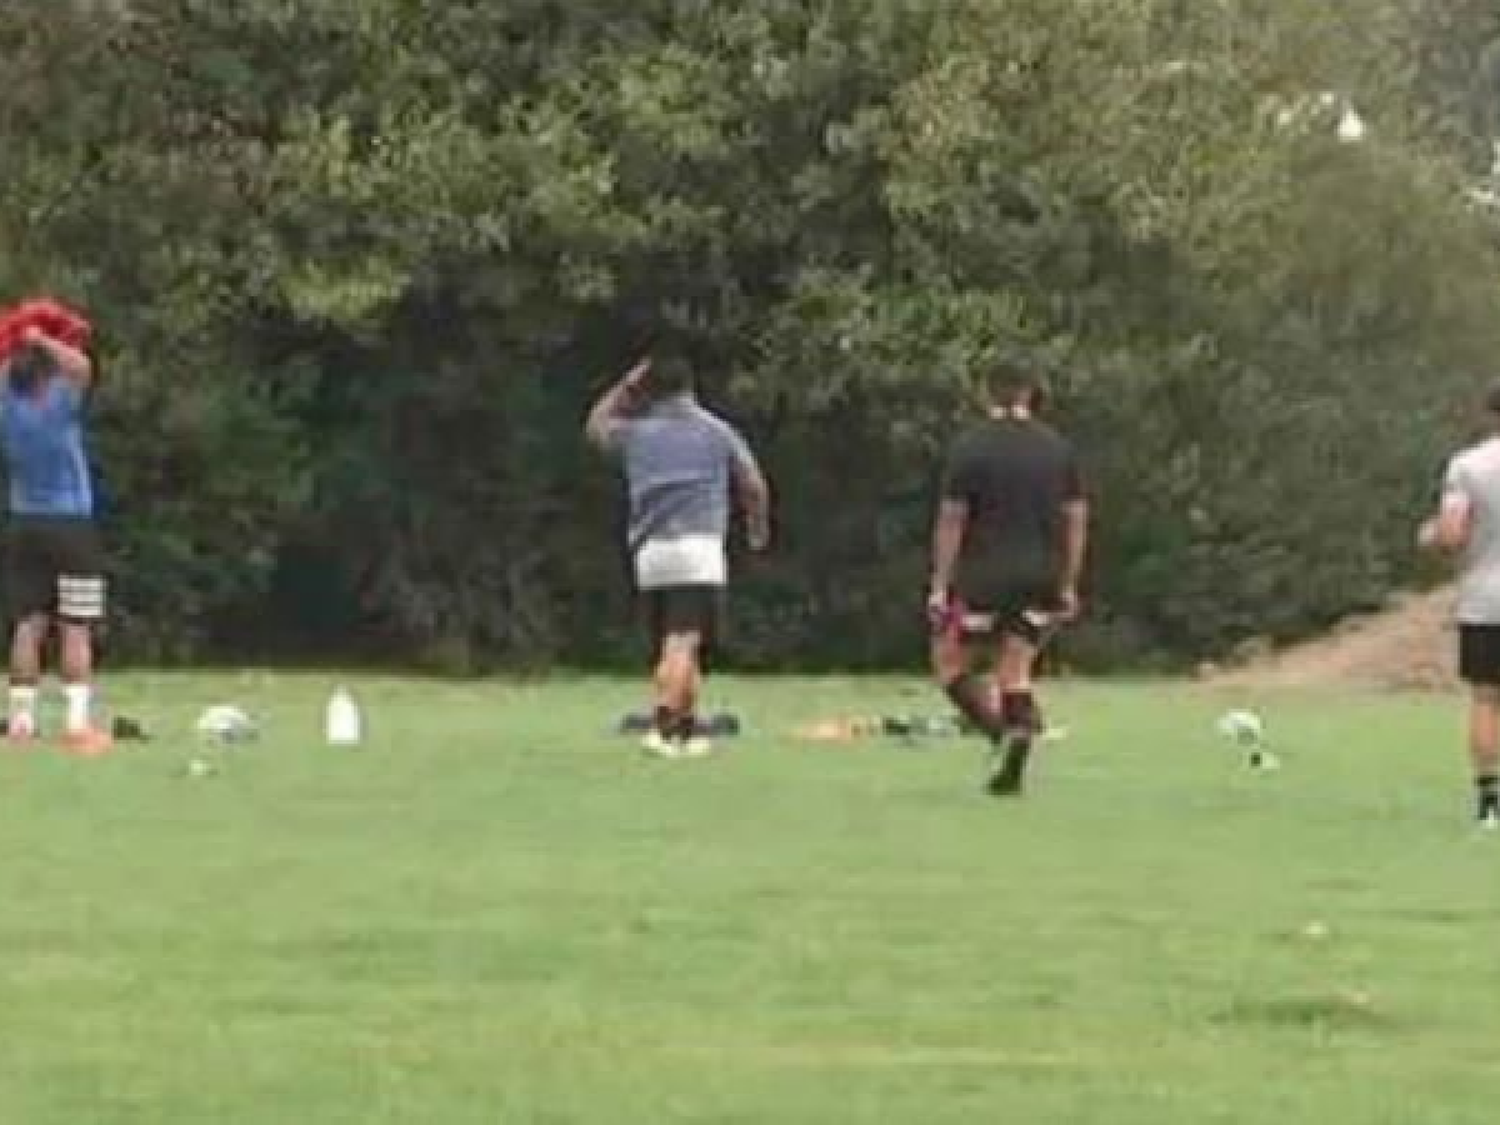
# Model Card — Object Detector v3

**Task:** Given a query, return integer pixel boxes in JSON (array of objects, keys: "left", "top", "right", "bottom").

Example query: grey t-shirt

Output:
[
  {"left": 1443, "top": 436, "right": 1500, "bottom": 624},
  {"left": 604, "top": 394, "right": 760, "bottom": 550}
]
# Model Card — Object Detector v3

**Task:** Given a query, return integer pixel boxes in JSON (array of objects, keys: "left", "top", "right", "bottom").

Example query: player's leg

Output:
[
  {"left": 675, "top": 587, "right": 722, "bottom": 755},
  {"left": 661, "top": 628, "right": 705, "bottom": 750},
  {"left": 986, "top": 629, "right": 1042, "bottom": 796},
  {"left": 657, "top": 586, "right": 719, "bottom": 751},
  {"left": 5, "top": 524, "right": 52, "bottom": 742},
  {"left": 641, "top": 586, "right": 705, "bottom": 756},
  {"left": 1468, "top": 684, "right": 1500, "bottom": 825},
  {"left": 1457, "top": 625, "right": 1500, "bottom": 825},
  {"left": 54, "top": 524, "right": 110, "bottom": 754},
  {"left": 642, "top": 591, "right": 679, "bottom": 755},
  {"left": 986, "top": 598, "right": 1056, "bottom": 796},
  {"left": 6, "top": 616, "right": 48, "bottom": 742},
  {"left": 930, "top": 599, "right": 1005, "bottom": 740}
]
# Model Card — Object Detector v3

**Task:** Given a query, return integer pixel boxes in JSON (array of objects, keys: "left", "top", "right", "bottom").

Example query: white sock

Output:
[
  {"left": 8, "top": 685, "right": 38, "bottom": 734},
  {"left": 63, "top": 684, "right": 92, "bottom": 734}
]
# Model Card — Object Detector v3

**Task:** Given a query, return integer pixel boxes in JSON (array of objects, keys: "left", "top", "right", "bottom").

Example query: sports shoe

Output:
[
  {"left": 679, "top": 736, "right": 714, "bottom": 759},
  {"left": 640, "top": 730, "right": 682, "bottom": 759},
  {"left": 986, "top": 735, "right": 1032, "bottom": 797},
  {"left": 1478, "top": 802, "right": 1500, "bottom": 832},
  {"left": 60, "top": 726, "right": 114, "bottom": 757}
]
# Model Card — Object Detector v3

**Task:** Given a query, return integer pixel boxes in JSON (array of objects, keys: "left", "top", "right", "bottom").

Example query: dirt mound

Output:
[{"left": 1211, "top": 587, "right": 1456, "bottom": 691}]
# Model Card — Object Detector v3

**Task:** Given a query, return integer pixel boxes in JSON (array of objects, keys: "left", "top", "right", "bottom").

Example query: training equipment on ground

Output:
[
  {"left": 795, "top": 714, "right": 1070, "bottom": 745},
  {"left": 0, "top": 714, "right": 148, "bottom": 741},
  {"left": 1216, "top": 709, "right": 1264, "bottom": 745},
  {"left": 325, "top": 687, "right": 363, "bottom": 746},
  {"left": 1215, "top": 708, "right": 1279, "bottom": 770},
  {"left": 617, "top": 712, "right": 741, "bottom": 739},
  {"left": 195, "top": 704, "right": 257, "bottom": 746}
]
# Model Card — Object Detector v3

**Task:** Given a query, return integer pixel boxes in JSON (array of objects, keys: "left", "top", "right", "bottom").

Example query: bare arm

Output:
[
  {"left": 1058, "top": 498, "right": 1089, "bottom": 617},
  {"left": 928, "top": 499, "right": 968, "bottom": 601},
  {"left": 1420, "top": 494, "right": 1472, "bottom": 554},
  {"left": 22, "top": 326, "right": 92, "bottom": 382},
  {"left": 733, "top": 456, "right": 771, "bottom": 551},
  {"left": 1422, "top": 457, "right": 1475, "bottom": 554},
  {"left": 584, "top": 358, "right": 650, "bottom": 446}
]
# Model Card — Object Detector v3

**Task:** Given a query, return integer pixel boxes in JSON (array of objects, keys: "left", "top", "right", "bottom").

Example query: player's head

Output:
[
  {"left": 5, "top": 343, "right": 53, "bottom": 397},
  {"left": 1486, "top": 381, "right": 1500, "bottom": 425},
  {"left": 645, "top": 346, "right": 695, "bottom": 400},
  {"left": 987, "top": 364, "right": 1048, "bottom": 415}
]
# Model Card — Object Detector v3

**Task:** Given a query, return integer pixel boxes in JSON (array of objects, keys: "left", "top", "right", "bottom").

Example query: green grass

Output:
[{"left": 0, "top": 673, "right": 1496, "bottom": 1124}]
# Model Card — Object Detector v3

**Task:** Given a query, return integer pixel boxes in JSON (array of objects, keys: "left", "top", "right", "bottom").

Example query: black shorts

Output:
[
  {"left": 947, "top": 579, "right": 1059, "bottom": 646},
  {"left": 641, "top": 585, "right": 722, "bottom": 653},
  {"left": 1460, "top": 625, "right": 1500, "bottom": 685},
  {"left": 4, "top": 516, "right": 107, "bottom": 624}
]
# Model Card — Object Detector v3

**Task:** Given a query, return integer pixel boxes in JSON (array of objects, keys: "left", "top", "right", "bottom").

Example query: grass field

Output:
[{"left": 0, "top": 672, "right": 1496, "bottom": 1124}]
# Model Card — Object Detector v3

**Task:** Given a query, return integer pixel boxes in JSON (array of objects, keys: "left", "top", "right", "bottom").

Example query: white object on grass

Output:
[
  {"left": 1216, "top": 709, "right": 1265, "bottom": 747},
  {"left": 1336, "top": 106, "right": 1367, "bottom": 143},
  {"left": 1250, "top": 749, "right": 1282, "bottom": 772},
  {"left": 195, "top": 704, "right": 256, "bottom": 746},
  {"left": 640, "top": 730, "right": 681, "bottom": 759},
  {"left": 325, "top": 687, "right": 363, "bottom": 747},
  {"left": 679, "top": 736, "right": 714, "bottom": 759}
]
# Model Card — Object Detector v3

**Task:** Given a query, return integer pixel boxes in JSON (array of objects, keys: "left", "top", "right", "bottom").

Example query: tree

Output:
[{"left": 1, "top": 0, "right": 1496, "bottom": 668}]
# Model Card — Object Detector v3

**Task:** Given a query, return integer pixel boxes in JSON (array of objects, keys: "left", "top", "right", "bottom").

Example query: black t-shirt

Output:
[{"left": 940, "top": 416, "right": 1084, "bottom": 601}]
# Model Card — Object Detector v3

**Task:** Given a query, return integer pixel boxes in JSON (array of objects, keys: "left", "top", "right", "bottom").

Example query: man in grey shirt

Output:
[
  {"left": 586, "top": 351, "right": 769, "bottom": 757},
  {"left": 1421, "top": 383, "right": 1500, "bottom": 827}
]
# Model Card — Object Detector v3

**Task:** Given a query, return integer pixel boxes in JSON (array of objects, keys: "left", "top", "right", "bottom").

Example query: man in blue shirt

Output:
[
  {"left": 0, "top": 325, "right": 111, "bottom": 753},
  {"left": 587, "top": 350, "right": 770, "bottom": 757}
]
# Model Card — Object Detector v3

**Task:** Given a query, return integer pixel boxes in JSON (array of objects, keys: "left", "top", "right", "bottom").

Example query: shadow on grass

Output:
[{"left": 1214, "top": 992, "right": 1397, "bottom": 1033}]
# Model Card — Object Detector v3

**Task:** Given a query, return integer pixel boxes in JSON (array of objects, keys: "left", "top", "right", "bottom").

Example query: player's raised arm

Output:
[
  {"left": 585, "top": 358, "right": 651, "bottom": 447},
  {"left": 21, "top": 326, "right": 93, "bottom": 383}
]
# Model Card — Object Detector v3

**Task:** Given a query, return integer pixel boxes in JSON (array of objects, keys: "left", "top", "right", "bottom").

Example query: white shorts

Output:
[{"left": 634, "top": 535, "right": 726, "bottom": 591}]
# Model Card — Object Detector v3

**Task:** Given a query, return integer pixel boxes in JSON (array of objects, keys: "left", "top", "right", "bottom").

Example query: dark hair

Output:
[
  {"left": 647, "top": 351, "right": 695, "bottom": 398},
  {"left": 5, "top": 343, "right": 52, "bottom": 396},
  {"left": 989, "top": 368, "right": 1048, "bottom": 412},
  {"left": 1486, "top": 381, "right": 1500, "bottom": 416}
]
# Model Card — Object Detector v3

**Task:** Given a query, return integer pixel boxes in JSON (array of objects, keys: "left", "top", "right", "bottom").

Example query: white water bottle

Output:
[{"left": 325, "top": 687, "right": 362, "bottom": 747}]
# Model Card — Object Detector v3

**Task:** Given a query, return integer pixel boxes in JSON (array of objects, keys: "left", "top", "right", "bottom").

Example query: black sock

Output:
[
  {"left": 672, "top": 713, "right": 698, "bottom": 743},
  {"left": 1000, "top": 690, "right": 1040, "bottom": 740},
  {"left": 1478, "top": 774, "right": 1499, "bottom": 804},
  {"left": 944, "top": 674, "right": 1003, "bottom": 739},
  {"left": 653, "top": 705, "right": 676, "bottom": 737}
]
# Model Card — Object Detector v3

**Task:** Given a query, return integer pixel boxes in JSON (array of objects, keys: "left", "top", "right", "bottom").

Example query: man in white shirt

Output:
[{"left": 1421, "top": 384, "right": 1500, "bottom": 827}]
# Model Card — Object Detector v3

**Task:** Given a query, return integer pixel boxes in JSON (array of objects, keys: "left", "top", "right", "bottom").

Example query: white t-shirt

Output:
[{"left": 1443, "top": 436, "right": 1500, "bottom": 624}]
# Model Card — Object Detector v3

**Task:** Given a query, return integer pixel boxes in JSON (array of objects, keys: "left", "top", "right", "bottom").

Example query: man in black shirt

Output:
[{"left": 927, "top": 373, "right": 1088, "bottom": 796}]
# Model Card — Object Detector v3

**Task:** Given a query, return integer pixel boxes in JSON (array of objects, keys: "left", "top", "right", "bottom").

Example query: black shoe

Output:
[
  {"left": 112, "top": 716, "right": 150, "bottom": 742},
  {"left": 986, "top": 736, "right": 1032, "bottom": 797}
]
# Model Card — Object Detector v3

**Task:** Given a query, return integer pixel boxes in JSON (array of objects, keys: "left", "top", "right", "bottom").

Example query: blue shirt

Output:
[
  {"left": 604, "top": 394, "right": 759, "bottom": 549},
  {"left": 0, "top": 378, "right": 94, "bottom": 518}
]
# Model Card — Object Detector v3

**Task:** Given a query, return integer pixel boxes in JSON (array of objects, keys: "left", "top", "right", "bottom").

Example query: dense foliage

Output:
[{"left": 3, "top": 0, "right": 1500, "bottom": 670}]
